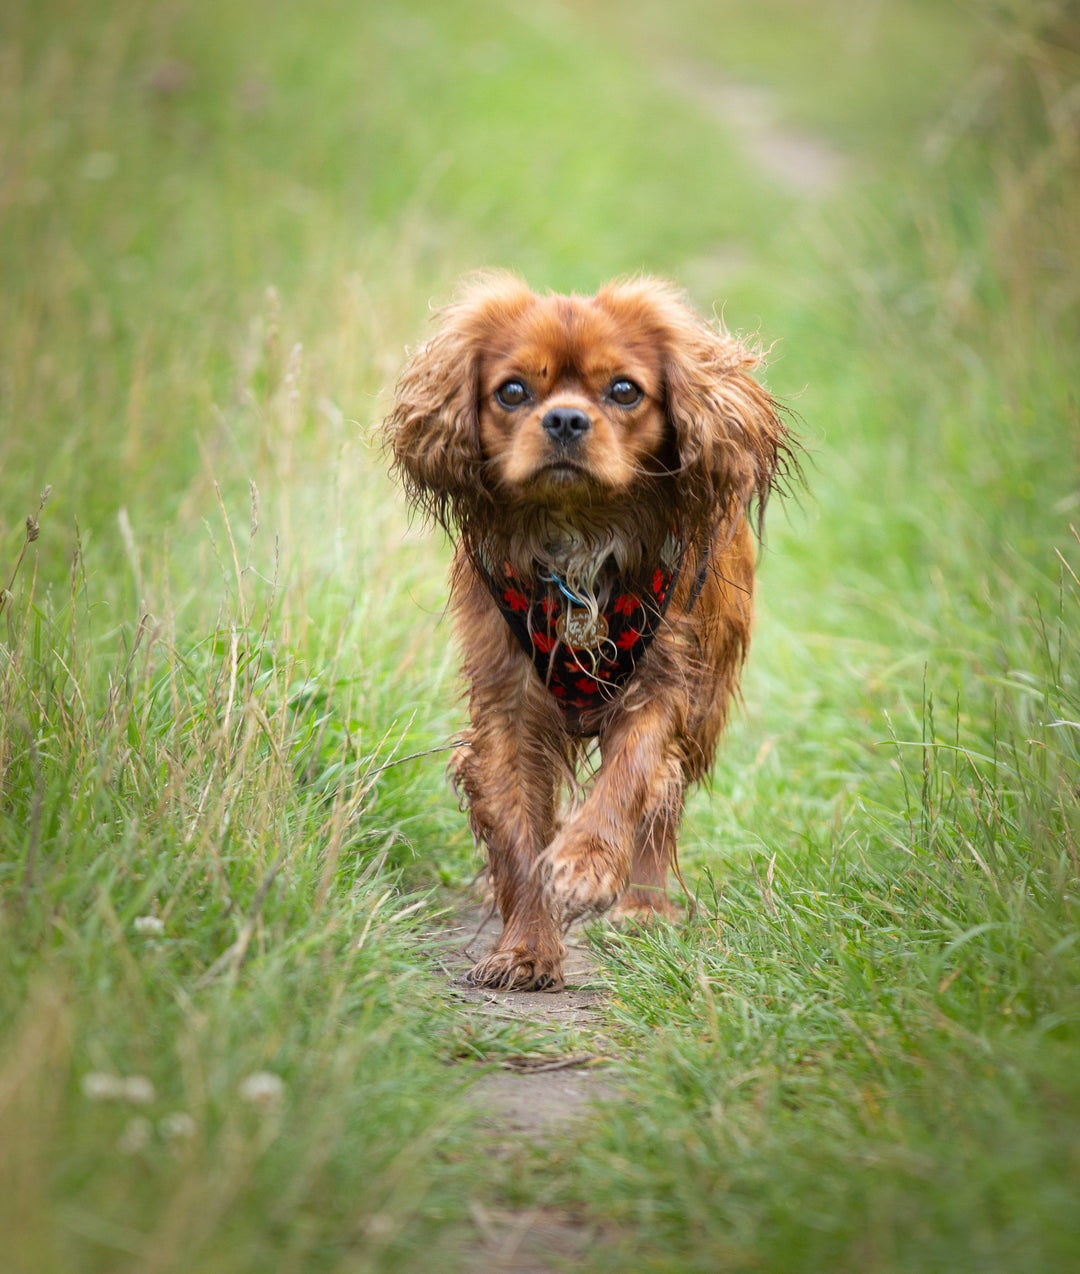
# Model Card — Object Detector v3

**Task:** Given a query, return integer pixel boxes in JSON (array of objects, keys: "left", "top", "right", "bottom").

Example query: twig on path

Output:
[{"left": 499, "top": 1052, "right": 606, "bottom": 1073}]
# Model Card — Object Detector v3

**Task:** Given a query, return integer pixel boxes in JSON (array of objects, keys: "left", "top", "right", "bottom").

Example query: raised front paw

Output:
[
  {"left": 543, "top": 830, "right": 628, "bottom": 925},
  {"left": 467, "top": 944, "right": 565, "bottom": 992}
]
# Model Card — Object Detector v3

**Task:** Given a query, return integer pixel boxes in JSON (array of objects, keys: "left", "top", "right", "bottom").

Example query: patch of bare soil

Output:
[
  {"left": 440, "top": 907, "right": 615, "bottom": 1121},
  {"left": 430, "top": 906, "right": 615, "bottom": 1271},
  {"left": 655, "top": 56, "right": 848, "bottom": 302},
  {"left": 660, "top": 58, "right": 847, "bottom": 196},
  {"left": 464, "top": 1202, "right": 598, "bottom": 1274}
]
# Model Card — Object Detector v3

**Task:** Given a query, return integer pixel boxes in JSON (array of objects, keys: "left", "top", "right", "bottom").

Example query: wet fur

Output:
[{"left": 385, "top": 273, "right": 795, "bottom": 990}]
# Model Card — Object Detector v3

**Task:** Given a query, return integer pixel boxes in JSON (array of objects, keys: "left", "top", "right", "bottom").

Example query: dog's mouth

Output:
[
  {"left": 528, "top": 462, "right": 600, "bottom": 497},
  {"left": 536, "top": 459, "right": 590, "bottom": 482},
  {"left": 501, "top": 453, "right": 608, "bottom": 502}
]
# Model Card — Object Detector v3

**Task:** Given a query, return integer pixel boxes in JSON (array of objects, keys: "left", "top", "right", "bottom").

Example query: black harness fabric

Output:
[{"left": 478, "top": 547, "right": 705, "bottom": 735}]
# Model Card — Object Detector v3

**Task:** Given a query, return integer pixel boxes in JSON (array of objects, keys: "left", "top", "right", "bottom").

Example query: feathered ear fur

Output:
[
  {"left": 385, "top": 272, "right": 535, "bottom": 536},
  {"left": 596, "top": 280, "right": 795, "bottom": 542}
]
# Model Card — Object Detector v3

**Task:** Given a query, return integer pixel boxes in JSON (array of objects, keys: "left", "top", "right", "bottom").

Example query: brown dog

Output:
[{"left": 385, "top": 274, "right": 794, "bottom": 990}]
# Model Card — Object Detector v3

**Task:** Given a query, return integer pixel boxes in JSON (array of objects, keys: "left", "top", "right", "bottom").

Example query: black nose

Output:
[{"left": 541, "top": 407, "right": 591, "bottom": 445}]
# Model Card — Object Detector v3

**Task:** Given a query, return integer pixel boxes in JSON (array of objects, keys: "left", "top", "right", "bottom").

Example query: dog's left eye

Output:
[
  {"left": 608, "top": 378, "right": 643, "bottom": 407},
  {"left": 495, "top": 380, "right": 529, "bottom": 409}
]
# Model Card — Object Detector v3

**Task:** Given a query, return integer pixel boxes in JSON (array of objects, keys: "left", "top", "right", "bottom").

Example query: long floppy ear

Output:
[
  {"left": 384, "top": 309, "right": 485, "bottom": 536},
  {"left": 384, "top": 273, "right": 537, "bottom": 537},
  {"left": 664, "top": 312, "right": 791, "bottom": 538},
  {"left": 597, "top": 279, "right": 793, "bottom": 540}
]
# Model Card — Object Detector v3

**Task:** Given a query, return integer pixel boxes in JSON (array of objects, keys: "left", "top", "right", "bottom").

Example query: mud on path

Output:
[{"left": 425, "top": 905, "right": 617, "bottom": 1272}]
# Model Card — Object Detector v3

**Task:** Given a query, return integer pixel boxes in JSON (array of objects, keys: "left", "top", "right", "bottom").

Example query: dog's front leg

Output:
[
  {"left": 543, "top": 697, "right": 683, "bottom": 924},
  {"left": 452, "top": 677, "right": 567, "bottom": 991},
  {"left": 614, "top": 750, "right": 684, "bottom": 921}
]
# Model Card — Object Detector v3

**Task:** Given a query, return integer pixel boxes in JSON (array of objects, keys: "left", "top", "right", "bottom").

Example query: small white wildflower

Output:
[
  {"left": 121, "top": 1075, "right": 156, "bottom": 1105},
  {"left": 159, "top": 1111, "right": 197, "bottom": 1140},
  {"left": 133, "top": 915, "right": 165, "bottom": 936},
  {"left": 238, "top": 1071, "right": 285, "bottom": 1110},
  {"left": 82, "top": 1072, "right": 155, "bottom": 1103},
  {"left": 117, "top": 1116, "right": 152, "bottom": 1154},
  {"left": 82, "top": 1072, "right": 126, "bottom": 1101}
]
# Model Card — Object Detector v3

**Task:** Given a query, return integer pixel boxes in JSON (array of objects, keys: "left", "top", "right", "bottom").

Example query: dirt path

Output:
[
  {"left": 660, "top": 57, "right": 846, "bottom": 196},
  {"left": 419, "top": 55, "right": 847, "bottom": 1274},
  {"left": 658, "top": 55, "right": 846, "bottom": 297},
  {"left": 432, "top": 907, "right": 615, "bottom": 1271}
]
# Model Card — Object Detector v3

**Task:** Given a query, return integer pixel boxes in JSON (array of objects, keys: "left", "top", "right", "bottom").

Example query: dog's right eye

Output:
[
  {"left": 608, "top": 378, "right": 643, "bottom": 407},
  {"left": 495, "top": 380, "right": 529, "bottom": 409}
]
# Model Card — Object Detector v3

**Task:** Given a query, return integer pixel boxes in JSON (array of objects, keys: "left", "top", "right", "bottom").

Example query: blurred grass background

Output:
[{"left": 1, "top": 0, "right": 1078, "bottom": 1271}]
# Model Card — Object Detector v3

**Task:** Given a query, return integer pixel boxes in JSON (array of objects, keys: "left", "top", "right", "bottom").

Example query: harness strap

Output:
[{"left": 479, "top": 543, "right": 711, "bottom": 736}]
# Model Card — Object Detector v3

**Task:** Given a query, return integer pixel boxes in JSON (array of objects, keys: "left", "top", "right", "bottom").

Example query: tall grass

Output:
[
  {"left": 2, "top": 0, "right": 1078, "bottom": 1270},
  {"left": 0, "top": 457, "right": 472, "bottom": 1272},
  {"left": 535, "top": 7, "right": 1080, "bottom": 1270},
  {"left": 561, "top": 547, "right": 1080, "bottom": 1270}
]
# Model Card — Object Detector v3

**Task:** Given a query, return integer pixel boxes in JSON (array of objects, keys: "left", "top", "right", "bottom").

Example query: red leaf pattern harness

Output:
[{"left": 478, "top": 544, "right": 706, "bottom": 736}]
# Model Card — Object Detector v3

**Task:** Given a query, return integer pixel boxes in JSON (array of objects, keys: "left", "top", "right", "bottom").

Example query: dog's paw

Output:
[
  {"left": 467, "top": 945, "right": 565, "bottom": 992},
  {"left": 543, "top": 831, "right": 628, "bottom": 925}
]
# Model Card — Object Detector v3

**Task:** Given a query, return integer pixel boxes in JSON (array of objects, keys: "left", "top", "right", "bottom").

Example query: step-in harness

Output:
[{"left": 478, "top": 539, "right": 710, "bottom": 735}]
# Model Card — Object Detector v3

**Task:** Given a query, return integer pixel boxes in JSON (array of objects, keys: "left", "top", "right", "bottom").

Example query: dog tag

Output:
[{"left": 556, "top": 607, "right": 609, "bottom": 651}]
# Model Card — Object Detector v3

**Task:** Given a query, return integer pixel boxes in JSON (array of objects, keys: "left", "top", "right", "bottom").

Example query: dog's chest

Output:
[{"left": 480, "top": 554, "right": 677, "bottom": 736}]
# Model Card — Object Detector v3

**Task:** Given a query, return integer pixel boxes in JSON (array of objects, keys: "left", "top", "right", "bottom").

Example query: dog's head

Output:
[{"left": 386, "top": 273, "right": 792, "bottom": 544}]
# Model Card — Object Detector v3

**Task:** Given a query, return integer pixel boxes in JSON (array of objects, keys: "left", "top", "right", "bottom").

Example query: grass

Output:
[
  {"left": 559, "top": 567, "right": 1080, "bottom": 1270},
  {"left": 1, "top": 0, "right": 1078, "bottom": 1270},
  {"left": 0, "top": 478, "right": 470, "bottom": 1271}
]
